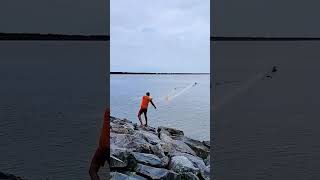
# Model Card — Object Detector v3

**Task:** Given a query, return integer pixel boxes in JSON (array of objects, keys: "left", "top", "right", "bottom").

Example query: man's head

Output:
[{"left": 146, "top": 92, "right": 150, "bottom": 96}]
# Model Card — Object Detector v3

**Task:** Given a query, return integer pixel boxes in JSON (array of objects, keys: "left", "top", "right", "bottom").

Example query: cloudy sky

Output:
[
  {"left": 110, "top": 0, "right": 210, "bottom": 73},
  {"left": 0, "top": 0, "right": 108, "bottom": 34}
]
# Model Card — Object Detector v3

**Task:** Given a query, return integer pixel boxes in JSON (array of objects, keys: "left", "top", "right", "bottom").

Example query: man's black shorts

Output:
[{"left": 138, "top": 108, "right": 148, "bottom": 115}]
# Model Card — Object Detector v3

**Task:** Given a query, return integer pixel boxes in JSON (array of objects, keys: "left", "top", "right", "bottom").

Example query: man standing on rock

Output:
[{"left": 138, "top": 92, "right": 157, "bottom": 127}]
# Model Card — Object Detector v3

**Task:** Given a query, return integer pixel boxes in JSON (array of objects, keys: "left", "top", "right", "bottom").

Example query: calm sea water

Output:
[
  {"left": 214, "top": 41, "right": 320, "bottom": 180},
  {"left": 0, "top": 41, "right": 108, "bottom": 180},
  {"left": 111, "top": 74, "right": 210, "bottom": 141}
]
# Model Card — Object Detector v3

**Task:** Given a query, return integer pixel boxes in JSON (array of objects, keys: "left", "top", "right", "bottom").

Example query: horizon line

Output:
[
  {"left": 0, "top": 33, "right": 109, "bottom": 41},
  {"left": 211, "top": 36, "right": 320, "bottom": 41},
  {"left": 111, "top": 72, "right": 210, "bottom": 74}
]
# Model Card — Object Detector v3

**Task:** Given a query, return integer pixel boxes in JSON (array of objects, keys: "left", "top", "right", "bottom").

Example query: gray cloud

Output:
[{"left": 111, "top": 0, "right": 210, "bottom": 73}]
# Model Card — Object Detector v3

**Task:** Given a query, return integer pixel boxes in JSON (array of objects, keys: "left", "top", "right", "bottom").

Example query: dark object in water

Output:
[
  {"left": 272, "top": 66, "right": 278, "bottom": 73},
  {"left": 263, "top": 66, "right": 278, "bottom": 79}
]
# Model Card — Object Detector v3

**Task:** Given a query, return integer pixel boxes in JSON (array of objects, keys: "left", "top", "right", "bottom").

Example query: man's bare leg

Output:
[
  {"left": 138, "top": 112, "right": 144, "bottom": 126},
  {"left": 144, "top": 112, "right": 148, "bottom": 126}
]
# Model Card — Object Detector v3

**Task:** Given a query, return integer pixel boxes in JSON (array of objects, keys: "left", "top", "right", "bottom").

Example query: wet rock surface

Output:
[{"left": 110, "top": 116, "right": 211, "bottom": 179}]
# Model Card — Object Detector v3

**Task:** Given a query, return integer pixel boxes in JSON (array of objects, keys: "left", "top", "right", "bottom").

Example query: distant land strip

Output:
[
  {"left": 0, "top": 33, "right": 109, "bottom": 41},
  {"left": 211, "top": 36, "right": 320, "bottom": 41},
  {"left": 111, "top": 72, "right": 210, "bottom": 75}
]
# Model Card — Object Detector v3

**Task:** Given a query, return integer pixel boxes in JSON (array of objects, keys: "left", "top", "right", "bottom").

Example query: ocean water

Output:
[
  {"left": 0, "top": 41, "right": 108, "bottom": 180},
  {"left": 111, "top": 74, "right": 210, "bottom": 141},
  {"left": 213, "top": 41, "right": 320, "bottom": 179}
]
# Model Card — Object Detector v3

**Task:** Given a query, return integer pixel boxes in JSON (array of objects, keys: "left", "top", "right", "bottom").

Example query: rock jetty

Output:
[{"left": 110, "top": 116, "right": 211, "bottom": 180}]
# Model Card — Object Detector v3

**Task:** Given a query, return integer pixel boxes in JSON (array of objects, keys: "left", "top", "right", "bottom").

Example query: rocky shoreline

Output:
[{"left": 110, "top": 116, "right": 211, "bottom": 180}]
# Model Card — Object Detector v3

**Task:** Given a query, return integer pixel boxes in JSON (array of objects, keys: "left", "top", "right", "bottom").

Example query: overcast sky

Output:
[
  {"left": 213, "top": 0, "right": 320, "bottom": 37},
  {"left": 0, "top": 0, "right": 108, "bottom": 34},
  {"left": 110, "top": 0, "right": 210, "bottom": 73}
]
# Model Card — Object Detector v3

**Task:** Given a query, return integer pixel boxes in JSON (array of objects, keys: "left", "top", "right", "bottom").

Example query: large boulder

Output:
[
  {"left": 200, "top": 165, "right": 210, "bottom": 180},
  {"left": 131, "top": 152, "right": 163, "bottom": 167},
  {"left": 110, "top": 117, "right": 135, "bottom": 135},
  {"left": 110, "top": 172, "right": 146, "bottom": 180},
  {"left": 134, "top": 124, "right": 157, "bottom": 133},
  {"left": 111, "top": 127, "right": 134, "bottom": 134},
  {"left": 159, "top": 133, "right": 196, "bottom": 156},
  {"left": 135, "top": 164, "right": 179, "bottom": 180},
  {"left": 181, "top": 137, "right": 210, "bottom": 160},
  {"left": 134, "top": 130, "right": 161, "bottom": 145},
  {"left": 110, "top": 155, "right": 128, "bottom": 168},
  {"left": 171, "top": 140, "right": 197, "bottom": 156},
  {"left": 151, "top": 144, "right": 166, "bottom": 158},
  {"left": 168, "top": 156, "right": 199, "bottom": 174},
  {"left": 158, "top": 126, "right": 184, "bottom": 138},
  {"left": 111, "top": 133, "right": 152, "bottom": 153},
  {"left": 204, "top": 155, "right": 210, "bottom": 166},
  {"left": 110, "top": 147, "right": 136, "bottom": 170},
  {"left": 110, "top": 117, "right": 133, "bottom": 125},
  {"left": 170, "top": 152, "right": 206, "bottom": 173},
  {"left": 203, "top": 140, "right": 210, "bottom": 148},
  {"left": 180, "top": 172, "right": 200, "bottom": 180}
]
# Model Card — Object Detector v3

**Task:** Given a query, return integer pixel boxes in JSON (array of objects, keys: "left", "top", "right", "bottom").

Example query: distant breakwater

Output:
[{"left": 0, "top": 33, "right": 109, "bottom": 41}]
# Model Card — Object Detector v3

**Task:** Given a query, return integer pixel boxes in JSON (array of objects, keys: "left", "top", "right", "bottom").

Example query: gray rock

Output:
[
  {"left": 111, "top": 133, "right": 151, "bottom": 153},
  {"left": 204, "top": 155, "right": 210, "bottom": 166},
  {"left": 110, "top": 118, "right": 135, "bottom": 135},
  {"left": 143, "top": 126, "right": 157, "bottom": 132},
  {"left": 160, "top": 133, "right": 196, "bottom": 156},
  {"left": 170, "top": 152, "right": 206, "bottom": 172},
  {"left": 180, "top": 172, "right": 200, "bottom": 180},
  {"left": 135, "top": 164, "right": 179, "bottom": 180},
  {"left": 111, "top": 116, "right": 132, "bottom": 124},
  {"left": 122, "top": 172, "right": 148, "bottom": 180},
  {"left": 172, "top": 140, "right": 197, "bottom": 156},
  {"left": 110, "top": 147, "right": 136, "bottom": 169},
  {"left": 151, "top": 144, "right": 166, "bottom": 158},
  {"left": 135, "top": 125, "right": 157, "bottom": 133},
  {"left": 158, "top": 126, "right": 184, "bottom": 138},
  {"left": 132, "top": 152, "right": 163, "bottom": 167},
  {"left": 169, "top": 156, "right": 199, "bottom": 174},
  {"left": 111, "top": 155, "right": 128, "bottom": 168},
  {"left": 159, "top": 133, "right": 173, "bottom": 143},
  {"left": 200, "top": 165, "right": 210, "bottom": 180},
  {"left": 110, "top": 172, "right": 144, "bottom": 180},
  {"left": 134, "top": 130, "right": 161, "bottom": 145},
  {"left": 182, "top": 137, "right": 210, "bottom": 160},
  {"left": 160, "top": 156, "right": 170, "bottom": 167},
  {"left": 111, "top": 127, "right": 134, "bottom": 134},
  {"left": 110, "top": 117, "right": 211, "bottom": 180},
  {"left": 203, "top": 140, "right": 210, "bottom": 148}
]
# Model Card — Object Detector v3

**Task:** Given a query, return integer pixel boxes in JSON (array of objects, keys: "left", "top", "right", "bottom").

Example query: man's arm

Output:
[{"left": 150, "top": 100, "right": 157, "bottom": 109}]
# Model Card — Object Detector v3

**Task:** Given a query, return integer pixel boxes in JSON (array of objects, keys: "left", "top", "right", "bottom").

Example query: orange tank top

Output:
[{"left": 141, "top": 96, "right": 151, "bottom": 109}]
